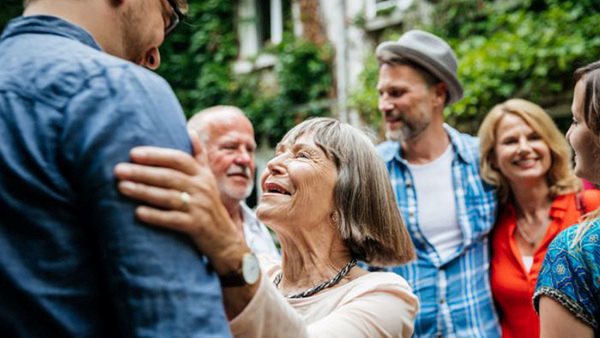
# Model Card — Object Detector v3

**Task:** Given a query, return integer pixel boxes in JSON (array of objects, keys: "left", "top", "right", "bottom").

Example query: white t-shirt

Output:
[
  {"left": 407, "top": 145, "right": 462, "bottom": 261},
  {"left": 521, "top": 255, "right": 533, "bottom": 272}
]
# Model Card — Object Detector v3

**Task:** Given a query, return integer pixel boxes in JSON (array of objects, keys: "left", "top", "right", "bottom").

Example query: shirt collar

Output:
[
  {"left": 380, "top": 123, "right": 476, "bottom": 164},
  {"left": 240, "top": 202, "right": 261, "bottom": 233},
  {"left": 1, "top": 15, "right": 101, "bottom": 51},
  {"left": 505, "top": 193, "right": 570, "bottom": 222}
]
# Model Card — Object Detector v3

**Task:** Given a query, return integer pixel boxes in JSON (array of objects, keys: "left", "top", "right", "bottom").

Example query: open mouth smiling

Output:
[{"left": 264, "top": 182, "right": 292, "bottom": 195}]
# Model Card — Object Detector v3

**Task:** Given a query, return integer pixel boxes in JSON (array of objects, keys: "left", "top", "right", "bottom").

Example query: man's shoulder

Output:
[
  {"left": 1, "top": 34, "right": 170, "bottom": 107},
  {"left": 444, "top": 124, "right": 480, "bottom": 163},
  {"left": 445, "top": 124, "right": 479, "bottom": 147}
]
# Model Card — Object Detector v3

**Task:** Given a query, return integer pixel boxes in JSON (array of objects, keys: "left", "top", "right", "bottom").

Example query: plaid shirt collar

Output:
[{"left": 380, "top": 123, "right": 477, "bottom": 165}]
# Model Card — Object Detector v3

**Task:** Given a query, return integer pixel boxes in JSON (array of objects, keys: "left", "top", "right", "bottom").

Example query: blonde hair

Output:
[
  {"left": 279, "top": 117, "right": 415, "bottom": 266},
  {"left": 478, "top": 98, "right": 581, "bottom": 203},
  {"left": 571, "top": 62, "right": 600, "bottom": 245}
]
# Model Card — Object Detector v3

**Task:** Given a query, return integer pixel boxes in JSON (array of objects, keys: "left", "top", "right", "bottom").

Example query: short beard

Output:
[
  {"left": 385, "top": 121, "right": 427, "bottom": 143},
  {"left": 221, "top": 180, "right": 255, "bottom": 202},
  {"left": 385, "top": 126, "right": 407, "bottom": 143}
]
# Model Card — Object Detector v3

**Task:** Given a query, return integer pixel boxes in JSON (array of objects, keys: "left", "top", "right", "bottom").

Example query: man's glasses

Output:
[{"left": 165, "top": 0, "right": 184, "bottom": 36}]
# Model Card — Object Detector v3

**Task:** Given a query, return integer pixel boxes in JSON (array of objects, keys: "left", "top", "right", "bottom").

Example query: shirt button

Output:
[
  {"left": 439, "top": 298, "right": 445, "bottom": 304},
  {"left": 405, "top": 180, "right": 412, "bottom": 187}
]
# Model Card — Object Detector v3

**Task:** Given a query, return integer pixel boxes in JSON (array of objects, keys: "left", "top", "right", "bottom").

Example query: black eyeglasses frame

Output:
[{"left": 165, "top": 0, "right": 184, "bottom": 36}]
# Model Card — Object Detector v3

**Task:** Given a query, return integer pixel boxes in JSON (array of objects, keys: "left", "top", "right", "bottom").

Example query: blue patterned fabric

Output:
[
  {"left": 534, "top": 220, "right": 600, "bottom": 330},
  {"left": 377, "top": 124, "right": 499, "bottom": 337},
  {"left": 0, "top": 16, "right": 230, "bottom": 337}
]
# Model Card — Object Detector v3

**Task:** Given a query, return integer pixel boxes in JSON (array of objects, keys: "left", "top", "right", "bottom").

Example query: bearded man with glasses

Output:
[{"left": 0, "top": 0, "right": 231, "bottom": 336}]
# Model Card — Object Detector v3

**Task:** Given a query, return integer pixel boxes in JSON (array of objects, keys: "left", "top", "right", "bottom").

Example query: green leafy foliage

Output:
[
  {"left": 1, "top": 1, "right": 333, "bottom": 145},
  {"left": 232, "top": 36, "right": 334, "bottom": 145},
  {"left": 350, "top": 0, "right": 600, "bottom": 134},
  {"left": 159, "top": 3, "right": 334, "bottom": 145},
  {"left": 1, "top": 1, "right": 24, "bottom": 32},
  {"left": 157, "top": 1, "right": 238, "bottom": 114}
]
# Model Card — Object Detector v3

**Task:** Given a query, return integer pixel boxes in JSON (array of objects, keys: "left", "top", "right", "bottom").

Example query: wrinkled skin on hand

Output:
[{"left": 114, "top": 132, "right": 249, "bottom": 275}]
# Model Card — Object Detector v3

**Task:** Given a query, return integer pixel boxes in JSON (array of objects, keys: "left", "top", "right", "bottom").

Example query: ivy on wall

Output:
[
  {"left": 350, "top": 0, "right": 600, "bottom": 134},
  {"left": 232, "top": 35, "right": 333, "bottom": 145},
  {"left": 158, "top": 1, "right": 333, "bottom": 145}
]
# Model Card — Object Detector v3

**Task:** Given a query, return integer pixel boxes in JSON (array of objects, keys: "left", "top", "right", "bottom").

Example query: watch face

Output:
[{"left": 242, "top": 253, "right": 260, "bottom": 285}]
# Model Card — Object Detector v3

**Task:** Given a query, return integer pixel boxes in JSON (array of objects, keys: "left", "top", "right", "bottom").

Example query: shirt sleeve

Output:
[
  {"left": 534, "top": 224, "right": 600, "bottom": 329},
  {"left": 60, "top": 66, "right": 231, "bottom": 337},
  {"left": 230, "top": 270, "right": 418, "bottom": 338}
]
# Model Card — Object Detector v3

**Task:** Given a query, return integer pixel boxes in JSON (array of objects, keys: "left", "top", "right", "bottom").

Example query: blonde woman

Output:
[
  {"left": 478, "top": 98, "right": 599, "bottom": 338},
  {"left": 534, "top": 61, "right": 600, "bottom": 337}
]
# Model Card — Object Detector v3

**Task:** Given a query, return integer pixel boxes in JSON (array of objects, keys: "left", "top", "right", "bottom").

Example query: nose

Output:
[
  {"left": 566, "top": 124, "right": 573, "bottom": 141},
  {"left": 234, "top": 147, "right": 253, "bottom": 166},
  {"left": 517, "top": 137, "right": 532, "bottom": 153},
  {"left": 142, "top": 47, "right": 161, "bottom": 70},
  {"left": 379, "top": 95, "right": 393, "bottom": 114}
]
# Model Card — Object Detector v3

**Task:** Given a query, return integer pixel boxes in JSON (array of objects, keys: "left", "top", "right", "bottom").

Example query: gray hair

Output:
[
  {"left": 187, "top": 105, "right": 250, "bottom": 145},
  {"left": 279, "top": 117, "right": 415, "bottom": 266}
]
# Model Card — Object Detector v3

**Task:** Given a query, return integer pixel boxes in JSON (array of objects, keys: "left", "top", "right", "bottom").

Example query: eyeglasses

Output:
[{"left": 165, "top": 0, "right": 184, "bottom": 36}]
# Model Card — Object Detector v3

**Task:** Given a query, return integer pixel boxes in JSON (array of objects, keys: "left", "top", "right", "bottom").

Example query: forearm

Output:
[
  {"left": 222, "top": 281, "right": 260, "bottom": 320},
  {"left": 229, "top": 272, "right": 308, "bottom": 338}
]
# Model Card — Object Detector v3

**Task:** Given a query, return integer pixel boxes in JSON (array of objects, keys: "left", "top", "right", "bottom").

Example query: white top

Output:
[
  {"left": 241, "top": 202, "right": 280, "bottom": 257},
  {"left": 521, "top": 255, "right": 533, "bottom": 272},
  {"left": 230, "top": 256, "right": 419, "bottom": 338},
  {"left": 407, "top": 145, "right": 462, "bottom": 261}
]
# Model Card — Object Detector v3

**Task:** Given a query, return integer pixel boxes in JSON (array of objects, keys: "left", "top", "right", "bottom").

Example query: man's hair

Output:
[
  {"left": 378, "top": 56, "right": 450, "bottom": 103},
  {"left": 187, "top": 105, "right": 250, "bottom": 144},
  {"left": 278, "top": 117, "right": 415, "bottom": 266},
  {"left": 378, "top": 56, "right": 440, "bottom": 89},
  {"left": 478, "top": 98, "right": 581, "bottom": 203}
]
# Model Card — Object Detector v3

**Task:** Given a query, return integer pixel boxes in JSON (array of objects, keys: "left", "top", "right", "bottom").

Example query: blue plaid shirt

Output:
[{"left": 377, "top": 124, "right": 500, "bottom": 337}]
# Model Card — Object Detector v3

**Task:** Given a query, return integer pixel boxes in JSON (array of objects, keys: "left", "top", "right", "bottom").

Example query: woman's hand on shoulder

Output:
[{"left": 113, "top": 131, "right": 246, "bottom": 274}]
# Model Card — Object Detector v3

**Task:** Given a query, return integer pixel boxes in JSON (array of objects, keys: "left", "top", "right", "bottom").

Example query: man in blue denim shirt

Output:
[
  {"left": 0, "top": 0, "right": 230, "bottom": 336},
  {"left": 375, "top": 30, "right": 500, "bottom": 337}
]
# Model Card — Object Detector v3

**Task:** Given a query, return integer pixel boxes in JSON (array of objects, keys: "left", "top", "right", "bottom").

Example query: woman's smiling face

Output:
[
  {"left": 256, "top": 133, "right": 338, "bottom": 234},
  {"left": 492, "top": 113, "right": 552, "bottom": 185}
]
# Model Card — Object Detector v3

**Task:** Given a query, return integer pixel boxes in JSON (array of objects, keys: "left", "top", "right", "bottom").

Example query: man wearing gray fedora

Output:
[{"left": 375, "top": 30, "right": 500, "bottom": 337}]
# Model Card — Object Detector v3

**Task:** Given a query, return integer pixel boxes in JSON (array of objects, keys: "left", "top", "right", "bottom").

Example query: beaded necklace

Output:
[{"left": 273, "top": 258, "right": 357, "bottom": 299}]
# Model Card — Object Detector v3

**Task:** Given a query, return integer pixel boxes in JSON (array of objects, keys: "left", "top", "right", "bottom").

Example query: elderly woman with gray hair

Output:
[{"left": 114, "top": 117, "right": 418, "bottom": 337}]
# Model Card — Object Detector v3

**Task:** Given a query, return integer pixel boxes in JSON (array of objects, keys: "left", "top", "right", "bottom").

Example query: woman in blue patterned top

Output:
[{"left": 534, "top": 61, "right": 600, "bottom": 337}]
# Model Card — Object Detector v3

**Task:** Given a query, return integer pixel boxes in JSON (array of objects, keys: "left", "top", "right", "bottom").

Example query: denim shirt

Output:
[
  {"left": 0, "top": 16, "right": 230, "bottom": 337},
  {"left": 377, "top": 124, "right": 500, "bottom": 337}
]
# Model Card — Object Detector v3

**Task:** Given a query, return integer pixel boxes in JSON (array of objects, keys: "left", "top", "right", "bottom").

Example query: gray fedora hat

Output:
[{"left": 376, "top": 29, "right": 463, "bottom": 105}]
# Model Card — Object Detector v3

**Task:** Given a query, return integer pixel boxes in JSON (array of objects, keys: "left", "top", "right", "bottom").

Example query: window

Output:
[
  {"left": 238, "top": 0, "right": 284, "bottom": 59},
  {"left": 366, "top": 0, "right": 413, "bottom": 19}
]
